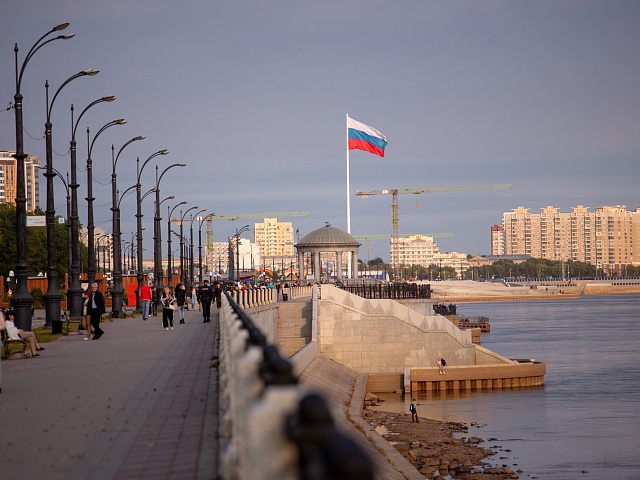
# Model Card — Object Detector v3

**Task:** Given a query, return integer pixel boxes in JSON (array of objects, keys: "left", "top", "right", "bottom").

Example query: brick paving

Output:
[{"left": 0, "top": 307, "right": 218, "bottom": 480}]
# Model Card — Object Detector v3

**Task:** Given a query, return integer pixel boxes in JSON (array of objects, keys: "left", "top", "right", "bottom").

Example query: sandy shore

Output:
[{"left": 364, "top": 408, "right": 522, "bottom": 479}]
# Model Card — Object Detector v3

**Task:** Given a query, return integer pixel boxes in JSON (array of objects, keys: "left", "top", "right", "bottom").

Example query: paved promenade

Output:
[{"left": 0, "top": 308, "right": 218, "bottom": 480}]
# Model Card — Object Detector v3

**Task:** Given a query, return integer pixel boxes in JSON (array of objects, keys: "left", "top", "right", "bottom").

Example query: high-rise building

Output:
[
  {"left": 490, "top": 224, "right": 504, "bottom": 256},
  {"left": 391, "top": 234, "right": 441, "bottom": 267},
  {"left": 254, "top": 217, "right": 294, "bottom": 257},
  {"left": 0, "top": 150, "right": 41, "bottom": 212},
  {"left": 502, "top": 205, "right": 640, "bottom": 274}
]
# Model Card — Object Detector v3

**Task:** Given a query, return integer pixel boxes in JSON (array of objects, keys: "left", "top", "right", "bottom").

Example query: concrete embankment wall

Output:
[{"left": 319, "top": 285, "right": 482, "bottom": 375}]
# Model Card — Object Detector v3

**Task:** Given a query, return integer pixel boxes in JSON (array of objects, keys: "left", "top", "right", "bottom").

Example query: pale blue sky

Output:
[{"left": 2, "top": 1, "right": 639, "bottom": 262}]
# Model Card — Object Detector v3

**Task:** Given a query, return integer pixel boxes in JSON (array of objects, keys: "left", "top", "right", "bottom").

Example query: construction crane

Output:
[{"left": 356, "top": 184, "right": 512, "bottom": 271}]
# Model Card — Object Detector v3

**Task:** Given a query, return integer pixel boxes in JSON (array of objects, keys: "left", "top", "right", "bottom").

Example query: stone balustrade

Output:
[
  {"left": 228, "top": 285, "right": 314, "bottom": 310},
  {"left": 217, "top": 288, "right": 373, "bottom": 480}
]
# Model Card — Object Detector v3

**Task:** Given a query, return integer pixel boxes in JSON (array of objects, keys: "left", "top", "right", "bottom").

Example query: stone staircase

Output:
[{"left": 277, "top": 298, "right": 312, "bottom": 357}]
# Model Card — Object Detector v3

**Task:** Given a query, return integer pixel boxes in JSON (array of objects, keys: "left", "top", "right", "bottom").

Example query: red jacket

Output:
[{"left": 140, "top": 284, "right": 152, "bottom": 301}]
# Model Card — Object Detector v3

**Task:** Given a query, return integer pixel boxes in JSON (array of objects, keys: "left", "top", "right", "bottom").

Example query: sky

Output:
[{"left": 1, "top": 0, "right": 639, "bottom": 263}]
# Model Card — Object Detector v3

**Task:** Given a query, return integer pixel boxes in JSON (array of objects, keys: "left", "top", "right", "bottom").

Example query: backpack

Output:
[
  {"left": 409, "top": 403, "right": 416, "bottom": 413},
  {"left": 441, "top": 358, "right": 447, "bottom": 367}
]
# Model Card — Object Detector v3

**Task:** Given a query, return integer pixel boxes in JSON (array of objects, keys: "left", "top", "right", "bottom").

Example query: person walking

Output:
[
  {"left": 213, "top": 282, "right": 222, "bottom": 309},
  {"left": 150, "top": 285, "right": 158, "bottom": 316},
  {"left": 87, "top": 282, "right": 106, "bottom": 340},
  {"left": 175, "top": 283, "right": 187, "bottom": 324},
  {"left": 140, "top": 282, "right": 152, "bottom": 321},
  {"left": 160, "top": 286, "right": 176, "bottom": 330},
  {"left": 198, "top": 279, "right": 213, "bottom": 323},
  {"left": 191, "top": 285, "right": 198, "bottom": 311},
  {"left": 82, "top": 290, "right": 92, "bottom": 340}
]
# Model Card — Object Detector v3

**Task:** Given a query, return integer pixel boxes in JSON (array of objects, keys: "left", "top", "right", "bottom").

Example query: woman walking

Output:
[
  {"left": 160, "top": 286, "right": 176, "bottom": 330},
  {"left": 191, "top": 285, "right": 198, "bottom": 311},
  {"left": 175, "top": 283, "right": 187, "bottom": 324}
]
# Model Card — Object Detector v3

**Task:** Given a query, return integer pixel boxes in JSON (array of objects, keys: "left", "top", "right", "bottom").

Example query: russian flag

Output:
[{"left": 347, "top": 116, "right": 387, "bottom": 157}]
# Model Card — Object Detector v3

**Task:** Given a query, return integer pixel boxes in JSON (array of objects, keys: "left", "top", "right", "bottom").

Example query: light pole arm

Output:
[
  {"left": 16, "top": 23, "right": 73, "bottom": 92},
  {"left": 138, "top": 149, "right": 169, "bottom": 183}
]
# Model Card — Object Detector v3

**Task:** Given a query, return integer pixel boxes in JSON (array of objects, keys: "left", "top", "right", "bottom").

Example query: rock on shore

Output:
[{"left": 363, "top": 408, "right": 521, "bottom": 480}]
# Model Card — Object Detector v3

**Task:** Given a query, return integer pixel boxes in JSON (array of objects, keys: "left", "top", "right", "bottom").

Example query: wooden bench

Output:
[
  {"left": 1, "top": 329, "right": 29, "bottom": 359},
  {"left": 62, "top": 310, "right": 83, "bottom": 335}
]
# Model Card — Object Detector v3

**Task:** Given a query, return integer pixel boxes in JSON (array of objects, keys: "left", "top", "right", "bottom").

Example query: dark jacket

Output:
[
  {"left": 87, "top": 290, "right": 106, "bottom": 315},
  {"left": 199, "top": 284, "right": 213, "bottom": 303},
  {"left": 175, "top": 287, "right": 187, "bottom": 306}
]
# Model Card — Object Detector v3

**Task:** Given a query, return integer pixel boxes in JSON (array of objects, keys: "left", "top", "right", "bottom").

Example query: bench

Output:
[
  {"left": 62, "top": 310, "right": 83, "bottom": 335},
  {"left": 1, "top": 329, "right": 29, "bottom": 359}
]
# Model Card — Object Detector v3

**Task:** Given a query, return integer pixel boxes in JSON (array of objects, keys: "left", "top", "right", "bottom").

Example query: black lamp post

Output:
[
  {"left": 167, "top": 201, "right": 186, "bottom": 292},
  {"left": 42, "top": 68, "right": 98, "bottom": 331},
  {"left": 86, "top": 119, "right": 126, "bottom": 290},
  {"left": 135, "top": 186, "right": 158, "bottom": 310},
  {"left": 179, "top": 206, "right": 198, "bottom": 285},
  {"left": 198, "top": 213, "right": 213, "bottom": 287},
  {"left": 67, "top": 96, "right": 116, "bottom": 322},
  {"left": 38, "top": 166, "right": 71, "bottom": 293},
  {"left": 190, "top": 209, "right": 206, "bottom": 286},
  {"left": 154, "top": 193, "right": 176, "bottom": 289},
  {"left": 110, "top": 136, "right": 145, "bottom": 317},
  {"left": 12, "top": 22, "right": 74, "bottom": 331},
  {"left": 134, "top": 150, "right": 169, "bottom": 312},
  {"left": 235, "top": 225, "right": 250, "bottom": 282},
  {"left": 153, "top": 163, "right": 185, "bottom": 291}
]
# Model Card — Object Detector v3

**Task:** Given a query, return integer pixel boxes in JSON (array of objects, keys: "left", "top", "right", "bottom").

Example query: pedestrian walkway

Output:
[{"left": 0, "top": 307, "right": 218, "bottom": 480}]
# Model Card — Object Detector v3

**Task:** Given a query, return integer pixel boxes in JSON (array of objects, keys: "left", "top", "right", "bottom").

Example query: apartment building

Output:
[
  {"left": 491, "top": 224, "right": 504, "bottom": 256},
  {"left": 0, "top": 150, "right": 41, "bottom": 211},
  {"left": 391, "top": 234, "right": 441, "bottom": 267},
  {"left": 254, "top": 217, "right": 294, "bottom": 257},
  {"left": 501, "top": 205, "right": 640, "bottom": 273}
]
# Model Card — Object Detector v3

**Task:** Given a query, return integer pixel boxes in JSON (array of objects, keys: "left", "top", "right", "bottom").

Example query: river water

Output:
[{"left": 371, "top": 293, "right": 640, "bottom": 479}]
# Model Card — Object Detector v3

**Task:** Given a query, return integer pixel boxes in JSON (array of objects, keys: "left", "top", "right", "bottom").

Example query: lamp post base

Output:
[{"left": 44, "top": 291, "right": 63, "bottom": 332}]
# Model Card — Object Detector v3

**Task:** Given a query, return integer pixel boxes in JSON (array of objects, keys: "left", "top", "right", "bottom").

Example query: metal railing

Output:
[
  {"left": 336, "top": 281, "right": 431, "bottom": 300},
  {"left": 217, "top": 290, "right": 373, "bottom": 479}
]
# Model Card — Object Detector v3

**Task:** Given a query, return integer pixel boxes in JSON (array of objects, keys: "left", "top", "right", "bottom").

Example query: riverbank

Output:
[
  {"left": 363, "top": 408, "right": 520, "bottom": 479},
  {"left": 426, "top": 279, "right": 640, "bottom": 303}
]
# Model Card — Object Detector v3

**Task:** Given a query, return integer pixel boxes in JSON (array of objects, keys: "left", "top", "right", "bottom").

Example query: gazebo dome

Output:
[{"left": 296, "top": 225, "right": 360, "bottom": 248}]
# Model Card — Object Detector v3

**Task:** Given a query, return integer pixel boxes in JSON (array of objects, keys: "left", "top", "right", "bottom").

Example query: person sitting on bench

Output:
[{"left": 4, "top": 319, "right": 45, "bottom": 357}]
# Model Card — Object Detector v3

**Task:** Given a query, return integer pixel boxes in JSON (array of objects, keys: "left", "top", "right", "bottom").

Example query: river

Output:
[{"left": 370, "top": 293, "right": 640, "bottom": 479}]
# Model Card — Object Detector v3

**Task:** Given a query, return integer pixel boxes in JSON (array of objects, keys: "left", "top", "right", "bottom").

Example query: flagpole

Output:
[{"left": 346, "top": 113, "right": 352, "bottom": 279}]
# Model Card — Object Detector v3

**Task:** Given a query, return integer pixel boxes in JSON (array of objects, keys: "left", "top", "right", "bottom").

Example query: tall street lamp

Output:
[
  {"left": 87, "top": 119, "right": 126, "bottom": 289},
  {"left": 37, "top": 166, "right": 71, "bottom": 294},
  {"left": 135, "top": 150, "right": 169, "bottom": 311},
  {"left": 154, "top": 193, "right": 176, "bottom": 289},
  {"left": 235, "top": 225, "right": 250, "bottom": 283},
  {"left": 67, "top": 96, "right": 116, "bottom": 322},
  {"left": 167, "top": 201, "right": 186, "bottom": 292},
  {"left": 12, "top": 22, "right": 74, "bottom": 331},
  {"left": 110, "top": 136, "right": 145, "bottom": 317},
  {"left": 179, "top": 206, "right": 199, "bottom": 285},
  {"left": 198, "top": 213, "right": 213, "bottom": 287},
  {"left": 190, "top": 209, "right": 206, "bottom": 286},
  {"left": 43, "top": 68, "right": 98, "bottom": 331},
  {"left": 153, "top": 163, "right": 185, "bottom": 291}
]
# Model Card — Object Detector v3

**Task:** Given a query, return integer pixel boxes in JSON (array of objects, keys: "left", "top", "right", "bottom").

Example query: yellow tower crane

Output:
[{"left": 356, "top": 184, "right": 512, "bottom": 271}]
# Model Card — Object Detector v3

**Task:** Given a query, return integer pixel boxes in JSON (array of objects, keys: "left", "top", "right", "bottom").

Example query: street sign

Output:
[{"left": 26, "top": 216, "right": 46, "bottom": 227}]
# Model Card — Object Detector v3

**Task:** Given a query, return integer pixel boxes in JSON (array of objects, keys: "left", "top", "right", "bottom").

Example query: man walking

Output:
[
  {"left": 213, "top": 281, "right": 222, "bottom": 309},
  {"left": 199, "top": 279, "right": 214, "bottom": 323},
  {"left": 87, "top": 282, "right": 106, "bottom": 339},
  {"left": 140, "top": 282, "right": 152, "bottom": 321}
]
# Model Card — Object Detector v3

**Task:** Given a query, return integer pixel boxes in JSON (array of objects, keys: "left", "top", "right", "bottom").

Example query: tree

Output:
[{"left": 0, "top": 203, "right": 76, "bottom": 287}]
